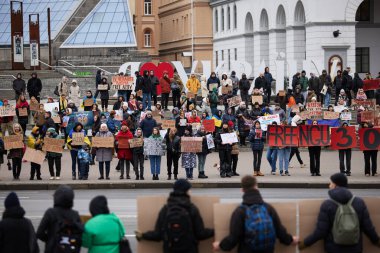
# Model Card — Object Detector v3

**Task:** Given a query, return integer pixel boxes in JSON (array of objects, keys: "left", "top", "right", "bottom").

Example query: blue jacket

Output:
[
  {"left": 106, "top": 117, "right": 117, "bottom": 133},
  {"left": 249, "top": 128, "right": 264, "bottom": 151},
  {"left": 139, "top": 117, "right": 157, "bottom": 138},
  {"left": 222, "top": 114, "right": 236, "bottom": 125}
]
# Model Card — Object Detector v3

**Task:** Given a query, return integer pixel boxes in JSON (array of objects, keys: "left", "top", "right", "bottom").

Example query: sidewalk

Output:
[{"left": 0, "top": 150, "right": 378, "bottom": 190}]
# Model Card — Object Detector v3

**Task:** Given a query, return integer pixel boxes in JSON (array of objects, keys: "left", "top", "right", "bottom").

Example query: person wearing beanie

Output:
[
  {"left": 136, "top": 179, "right": 214, "bottom": 253},
  {"left": 27, "top": 72, "right": 42, "bottom": 102},
  {"left": 82, "top": 196, "right": 126, "bottom": 253},
  {"left": 26, "top": 126, "right": 43, "bottom": 180},
  {"left": 37, "top": 185, "right": 83, "bottom": 253},
  {"left": 115, "top": 121, "right": 134, "bottom": 179},
  {"left": 0, "top": 192, "right": 39, "bottom": 253},
  {"left": 299, "top": 173, "right": 380, "bottom": 252}
]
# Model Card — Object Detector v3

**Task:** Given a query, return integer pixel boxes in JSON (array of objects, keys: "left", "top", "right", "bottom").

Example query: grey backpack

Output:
[{"left": 331, "top": 196, "right": 360, "bottom": 245}]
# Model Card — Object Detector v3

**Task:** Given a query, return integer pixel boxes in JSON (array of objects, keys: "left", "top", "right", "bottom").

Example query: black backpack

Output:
[
  {"left": 54, "top": 216, "right": 83, "bottom": 253},
  {"left": 162, "top": 204, "right": 194, "bottom": 252}
]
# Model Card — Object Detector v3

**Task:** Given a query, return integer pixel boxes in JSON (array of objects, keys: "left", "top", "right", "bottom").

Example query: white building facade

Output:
[{"left": 211, "top": 0, "right": 380, "bottom": 86}]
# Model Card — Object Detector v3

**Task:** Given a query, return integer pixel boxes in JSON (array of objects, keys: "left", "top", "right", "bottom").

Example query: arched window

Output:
[
  {"left": 227, "top": 6, "right": 231, "bottom": 30},
  {"left": 260, "top": 9, "right": 269, "bottom": 31},
  {"left": 221, "top": 8, "right": 225, "bottom": 31},
  {"left": 233, "top": 5, "right": 237, "bottom": 29},
  {"left": 215, "top": 9, "right": 218, "bottom": 32},
  {"left": 294, "top": 1, "right": 306, "bottom": 25},
  {"left": 356, "top": 0, "right": 370, "bottom": 21},
  {"left": 276, "top": 5, "right": 286, "bottom": 28},
  {"left": 245, "top": 12, "right": 253, "bottom": 33},
  {"left": 144, "top": 29, "right": 152, "bottom": 47},
  {"left": 144, "top": 0, "right": 152, "bottom": 15}
]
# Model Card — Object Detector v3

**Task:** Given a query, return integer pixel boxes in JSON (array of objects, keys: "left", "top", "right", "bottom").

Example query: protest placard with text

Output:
[
  {"left": 222, "top": 86, "right": 232, "bottom": 94},
  {"left": 0, "top": 105, "right": 16, "bottom": 117},
  {"left": 202, "top": 119, "right": 215, "bottom": 132},
  {"left": 111, "top": 76, "right": 134, "bottom": 90},
  {"left": 22, "top": 148, "right": 45, "bottom": 165},
  {"left": 361, "top": 111, "right": 375, "bottom": 124},
  {"left": 97, "top": 84, "right": 109, "bottom": 90},
  {"left": 18, "top": 107, "right": 28, "bottom": 117},
  {"left": 71, "top": 132, "right": 85, "bottom": 146},
  {"left": 363, "top": 79, "right": 380, "bottom": 91},
  {"left": 117, "top": 136, "right": 130, "bottom": 149},
  {"left": 92, "top": 137, "right": 114, "bottom": 148},
  {"left": 298, "top": 125, "right": 330, "bottom": 147},
  {"left": 227, "top": 95, "right": 242, "bottom": 108},
  {"left": 43, "top": 137, "right": 64, "bottom": 153},
  {"left": 4, "top": 135, "right": 23, "bottom": 150},
  {"left": 323, "top": 111, "right": 340, "bottom": 120},
  {"left": 306, "top": 102, "right": 322, "bottom": 119},
  {"left": 129, "top": 138, "right": 144, "bottom": 148},
  {"left": 267, "top": 125, "right": 299, "bottom": 147},
  {"left": 161, "top": 120, "right": 176, "bottom": 129},
  {"left": 340, "top": 112, "right": 352, "bottom": 121},
  {"left": 251, "top": 95, "right": 263, "bottom": 105},
  {"left": 258, "top": 114, "right": 281, "bottom": 131},
  {"left": 220, "top": 132, "right": 238, "bottom": 144},
  {"left": 359, "top": 128, "right": 380, "bottom": 150},
  {"left": 181, "top": 137, "right": 203, "bottom": 153},
  {"left": 84, "top": 99, "right": 94, "bottom": 107},
  {"left": 330, "top": 127, "right": 357, "bottom": 150}
]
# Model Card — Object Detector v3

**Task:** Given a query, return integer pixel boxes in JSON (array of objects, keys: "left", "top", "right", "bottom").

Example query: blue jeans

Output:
[
  {"left": 197, "top": 154, "right": 207, "bottom": 172},
  {"left": 266, "top": 148, "right": 278, "bottom": 172},
  {"left": 78, "top": 161, "right": 89, "bottom": 179},
  {"left": 70, "top": 150, "right": 79, "bottom": 177},
  {"left": 324, "top": 93, "right": 331, "bottom": 107},
  {"left": 185, "top": 167, "right": 194, "bottom": 178},
  {"left": 142, "top": 92, "right": 151, "bottom": 110},
  {"left": 149, "top": 155, "right": 161, "bottom": 175},
  {"left": 278, "top": 147, "right": 291, "bottom": 173}
]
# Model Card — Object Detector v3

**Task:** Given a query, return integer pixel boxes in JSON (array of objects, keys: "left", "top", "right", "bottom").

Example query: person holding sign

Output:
[
  {"left": 45, "top": 128, "right": 63, "bottom": 180},
  {"left": 95, "top": 124, "right": 114, "bottom": 180},
  {"left": 195, "top": 126, "right": 210, "bottom": 179},
  {"left": 131, "top": 128, "right": 145, "bottom": 180},
  {"left": 308, "top": 120, "right": 322, "bottom": 176},
  {"left": 98, "top": 77, "right": 110, "bottom": 112},
  {"left": 115, "top": 121, "right": 134, "bottom": 179},
  {"left": 165, "top": 128, "right": 181, "bottom": 180},
  {"left": 215, "top": 122, "right": 233, "bottom": 178},
  {"left": 181, "top": 127, "right": 197, "bottom": 180},
  {"left": 15, "top": 95, "right": 29, "bottom": 135},
  {"left": 338, "top": 122, "right": 352, "bottom": 176},
  {"left": 361, "top": 122, "right": 378, "bottom": 177},
  {"left": 82, "top": 90, "right": 96, "bottom": 111},
  {"left": 26, "top": 126, "right": 43, "bottom": 180},
  {"left": 146, "top": 127, "right": 165, "bottom": 180},
  {"left": 0, "top": 100, "right": 14, "bottom": 136},
  {"left": 8, "top": 123, "right": 24, "bottom": 180},
  {"left": 249, "top": 121, "right": 265, "bottom": 176}
]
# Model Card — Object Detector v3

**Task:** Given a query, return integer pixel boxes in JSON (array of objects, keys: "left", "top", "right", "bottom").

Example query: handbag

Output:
[{"left": 119, "top": 236, "right": 132, "bottom": 253}]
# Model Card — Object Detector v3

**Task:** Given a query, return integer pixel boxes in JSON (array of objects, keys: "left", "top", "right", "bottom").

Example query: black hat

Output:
[
  {"left": 90, "top": 195, "right": 110, "bottom": 217},
  {"left": 173, "top": 179, "right": 192, "bottom": 193},
  {"left": 330, "top": 173, "right": 348, "bottom": 187},
  {"left": 4, "top": 192, "right": 20, "bottom": 209}
]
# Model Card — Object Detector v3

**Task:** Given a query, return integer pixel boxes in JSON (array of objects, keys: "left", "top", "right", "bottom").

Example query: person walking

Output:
[
  {"left": 12, "top": 72, "right": 26, "bottom": 100},
  {"left": 308, "top": 120, "right": 322, "bottom": 176},
  {"left": 299, "top": 173, "right": 380, "bottom": 252},
  {"left": 249, "top": 121, "right": 265, "bottom": 176},
  {"left": 95, "top": 124, "right": 113, "bottom": 180},
  {"left": 165, "top": 128, "right": 181, "bottom": 180},
  {"left": 0, "top": 192, "right": 39, "bottom": 253},
  {"left": 115, "top": 121, "right": 134, "bottom": 179},
  {"left": 213, "top": 175, "right": 298, "bottom": 253},
  {"left": 82, "top": 196, "right": 126, "bottom": 253},
  {"left": 27, "top": 72, "right": 42, "bottom": 102}
]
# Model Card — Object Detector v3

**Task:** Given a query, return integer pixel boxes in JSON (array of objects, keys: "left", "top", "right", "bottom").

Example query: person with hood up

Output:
[
  {"left": 182, "top": 126, "right": 197, "bottom": 180},
  {"left": 165, "top": 128, "right": 181, "bottom": 180},
  {"left": 299, "top": 173, "right": 380, "bottom": 252},
  {"left": 215, "top": 122, "right": 233, "bottom": 178},
  {"left": 200, "top": 75, "right": 209, "bottom": 98},
  {"left": 83, "top": 90, "right": 96, "bottom": 111},
  {"left": 356, "top": 88, "right": 367, "bottom": 100},
  {"left": 239, "top": 73, "right": 251, "bottom": 107},
  {"left": 136, "top": 179, "right": 214, "bottom": 252},
  {"left": 12, "top": 72, "right": 26, "bottom": 100},
  {"left": 230, "top": 70, "right": 239, "bottom": 96},
  {"left": 220, "top": 73, "right": 233, "bottom": 95},
  {"left": 55, "top": 76, "right": 69, "bottom": 97},
  {"left": 250, "top": 102, "right": 263, "bottom": 120},
  {"left": 288, "top": 115, "right": 306, "bottom": 169},
  {"left": 15, "top": 94, "right": 29, "bottom": 135},
  {"left": 186, "top": 73, "right": 201, "bottom": 100},
  {"left": 27, "top": 126, "right": 43, "bottom": 180},
  {"left": 141, "top": 70, "right": 152, "bottom": 110},
  {"left": 113, "top": 96, "right": 124, "bottom": 111},
  {"left": 95, "top": 124, "right": 114, "bottom": 180},
  {"left": 37, "top": 185, "right": 83, "bottom": 253},
  {"left": 0, "top": 192, "right": 39, "bottom": 253},
  {"left": 131, "top": 128, "right": 145, "bottom": 180},
  {"left": 139, "top": 110, "right": 157, "bottom": 138},
  {"left": 94, "top": 70, "right": 102, "bottom": 99},
  {"left": 45, "top": 127, "right": 63, "bottom": 180},
  {"left": 116, "top": 121, "right": 134, "bottom": 179},
  {"left": 145, "top": 127, "right": 165, "bottom": 180},
  {"left": 171, "top": 107, "right": 180, "bottom": 120},
  {"left": 160, "top": 71, "right": 171, "bottom": 110},
  {"left": 1, "top": 99, "right": 14, "bottom": 136},
  {"left": 209, "top": 87, "right": 220, "bottom": 116},
  {"left": 27, "top": 72, "right": 42, "bottom": 102},
  {"left": 82, "top": 196, "right": 126, "bottom": 253},
  {"left": 207, "top": 72, "right": 221, "bottom": 91},
  {"left": 150, "top": 70, "right": 160, "bottom": 106},
  {"left": 98, "top": 77, "right": 110, "bottom": 112},
  {"left": 67, "top": 122, "right": 91, "bottom": 180},
  {"left": 222, "top": 107, "right": 236, "bottom": 125},
  {"left": 171, "top": 78, "right": 182, "bottom": 108},
  {"left": 249, "top": 121, "right": 265, "bottom": 176},
  {"left": 8, "top": 123, "right": 24, "bottom": 180},
  {"left": 68, "top": 79, "right": 81, "bottom": 107}
]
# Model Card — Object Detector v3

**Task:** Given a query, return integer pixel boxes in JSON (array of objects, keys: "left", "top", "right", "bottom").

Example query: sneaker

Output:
[
  {"left": 55, "top": 177, "right": 60, "bottom": 180},
  {"left": 365, "top": 174, "right": 370, "bottom": 177},
  {"left": 285, "top": 171, "right": 291, "bottom": 176},
  {"left": 257, "top": 172, "right": 264, "bottom": 176},
  {"left": 271, "top": 172, "right": 276, "bottom": 175},
  {"left": 288, "top": 165, "right": 294, "bottom": 168},
  {"left": 301, "top": 164, "right": 307, "bottom": 168},
  {"left": 50, "top": 177, "right": 55, "bottom": 180},
  {"left": 373, "top": 173, "right": 378, "bottom": 177},
  {"left": 280, "top": 171, "right": 283, "bottom": 176}
]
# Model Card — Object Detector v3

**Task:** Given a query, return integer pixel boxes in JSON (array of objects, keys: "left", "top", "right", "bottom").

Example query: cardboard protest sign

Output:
[
  {"left": 363, "top": 79, "right": 380, "bottom": 91},
  {"left": 44, "top": 102, "right": 59, "bottom": 113},
  {"left": 361, "top": 111, "right": 375, "bottom": 124},
  {"left": 299, "top": 111, "right": 310, "bottom": 120},
  {"left": 0, "top": 105, "right": 16, "bottom": 117},
  {"left": 258, "top": 114, "right": 281, "bottom": 131},
  {"left": 92, "top": 137, "right": 114, "bottom": 148},
  {"left": 206, "top": 134, "right": 215, "bottom": 149},
  {"left": 202, "top": 119, "right": 215, "bottom": 132},
  {"left": 43, "top": 137, "right": 64, "bottom": 153},
  {"left": 128, "top": 138, "right": 144, "bottom": 148},
  {"left": 71, "top": 132, "right": 85, "bottom": 146},
  {"left": 4, "top": 135, "right": 23, "bottom": 150},
  {"left": 117, "top": 136, "right": 130, "bottom": 149},
  {"left": 267, "top": 125, "right": 299, "bottom": 147},
  {"left": 351, "top": 99, "right": 376, "bottom": 109},
  {"left": 144, "top": 138, "right": 164, "bottom": 156},
  {"left": 220, "top": 132, "right": 238, "bottom": 144},
  {"left": 181, "top": 137, "right": 203, "bottom": 153},
  {"left": 227, "top": 95, "right": 242, "bottom": 108},
  {"left": 359, "top": 128, "right": 380, "bottom": 150},
  {"left": 340, "top": 112, "right": 352, "bottom": 121},
  {"left": 306, "top": 102, "right": 322, "bottom": 119},
  {"left": 161, "top": 120, "right": 176, "bottom": 129},
  {"left": 22, "top": 148, "right": 45, "bottom": 165},
  {"left": 186, "top": 92, "right": 195, "bottom": 99},
  {"left": 154, "top": 115, "right": 163, "bottom": 124},
  {"left": 330, "top": 126, "right": 357, "bottom": 150},
  {"left": 179, "top": 118, "right": 187, "bottom": 126},
  {"left": 97, "top": 84, "right": 109, "bottom": 90},
  {"left": 84, "top": 99, "right": 94, "bottom": 107},
  {"left": 52, "top": 115, "right": 61, "bottom": 123},
  {"left": 298, "top": 125, "right": 330, "bottom": 147},
  {"left": 323, "top": 111, "right": 340, "bottom": 120},
  {"left": 334, "top": 105, "right": 346, "bottom": 113},
  {"left": 111, "top": 76, "right": 134, "bottom": 90},
  {"left": 209, "top": 83, "right": 218, "bottom": 90},
  {"left": 251, "top": 95, "right": 263, "bottom": 105},
  {"left": 18, "top": 107, "right": 28, "bottom": 117},
  {"left": 222, "top": 85, "right": 232, "bottom": 94}
]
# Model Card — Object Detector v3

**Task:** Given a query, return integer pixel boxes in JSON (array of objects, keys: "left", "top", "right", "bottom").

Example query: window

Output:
[
  {"left": 356, "top": 0, "right": 370, "bottom": 21},
  {"left": 144, "top": 30, "right": 151, "bottom": 47},
  {"left": 215, "top": 51, "right": 219, "bottom": 67},
  {"left": 221, "top": 50, "right": 224, "bottom": 61},
  {"left": 221, "top": 8, "right": 224, "bottom": 31},
  {"left": 233, "top": 5, "right": 237, "bottom": 29},
  {"left": 228, "top": 49, "right": 231, "bottom": 70},
  {"left": 356, "top": 47, "right": 369, "bottom": 73},
  {"left": 215, "top": 10, "right": 218, "bottom": 32},
  {"left": 144, "top": 0, "right": 152, "bottom": 15},
  {"left": 234, "top": 48, "right": 237, "bottom": 61},
  {"left": 227, "top": 7, "right": 231, "bottom": 30}
]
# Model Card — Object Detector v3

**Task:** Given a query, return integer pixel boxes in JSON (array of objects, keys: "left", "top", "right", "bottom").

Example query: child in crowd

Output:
[{"left": 78, "top": 144, "right": 91, "bottom": 180}]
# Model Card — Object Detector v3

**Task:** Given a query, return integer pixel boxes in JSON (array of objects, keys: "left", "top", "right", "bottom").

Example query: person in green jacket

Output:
[
  {"left": 82, "top": 196, "right": 126, "bottom": 253},
  {"left": 300, "top": 70, "right": 309, "bottom": 104}
]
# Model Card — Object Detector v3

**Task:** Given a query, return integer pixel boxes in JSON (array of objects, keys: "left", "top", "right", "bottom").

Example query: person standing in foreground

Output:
[
  {"left": 213, "top": 175, "right": 298, "bottom": 253},
  {"left": 299, "top": 173, "right": 380, "bottom": 252},
  {"left": 135, "top": 179, "right": 214, "bottom": 253},
  {"left": 249, "top": 121, "right": 265, "bottom": 176},
  {"left": 308, "top": 120, "right": 322, "bottom": 176}
]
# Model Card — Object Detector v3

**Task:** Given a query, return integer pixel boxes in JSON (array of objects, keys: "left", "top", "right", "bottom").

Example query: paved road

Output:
[{"left": 1, "top": 188, "right": 379, "bottom": 252}]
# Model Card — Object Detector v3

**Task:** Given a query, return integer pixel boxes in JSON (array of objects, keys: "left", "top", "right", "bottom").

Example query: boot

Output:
[
  {"left": 174, "top": 174, "right": 178, "bottom": 180},
  {"left": 198, "top": 172, "right": 208, "bottom": 179},
  {"left": 167, "top": 174, "right": 171, "bottom": 180}
]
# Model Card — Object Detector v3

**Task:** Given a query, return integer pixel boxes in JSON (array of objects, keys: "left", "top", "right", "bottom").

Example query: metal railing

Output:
[{"left": 0, "top": 74, "right": 16, "bottom": 79}]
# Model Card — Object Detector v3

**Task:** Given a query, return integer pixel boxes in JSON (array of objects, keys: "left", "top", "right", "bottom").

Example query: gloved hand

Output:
[{"left": 135, "top": 230, "right": 143, "bottom": 241}]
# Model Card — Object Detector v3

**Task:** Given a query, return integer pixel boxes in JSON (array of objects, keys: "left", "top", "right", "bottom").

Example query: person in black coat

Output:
[
  {"left": 136, "top": 179, "right": 214, "bottom": 253},
  {"left": 195, "top": 127, "right": 210, "bottom": 179},
  {"left": 254, "top": 74, "right": 266, "bottom": 90},
  {"left": 215, "top": 122, "right": 233, "bottom": 178},
  {"left": 213, "top": 176, "right": 296, "bottom": 253},
  {"left": 98, "top": 77, "right": 110, "bottom": 112},
  {"left": 150, "top": 70, "right": 160, "bottom": 106},
  {"left": 0, "top": 192, "right": 39, "bottom": 253},
  {"left": 141, "top": 70, "right": 153, "bottom": 110},
  {"left": 165, "top": 128, "right": 181, "bottom": 180},
  {"left": 12, "top": 73, "right": 26, "bottom": 100},
  {"left": 299, "top": 173, "right": 380, "bottom": 252},
  {"left": 37, "top": 185, "right": 83, "bottom": 253},
  {"left": 27, "top": 72, "right": 42, "bottom": 102}
]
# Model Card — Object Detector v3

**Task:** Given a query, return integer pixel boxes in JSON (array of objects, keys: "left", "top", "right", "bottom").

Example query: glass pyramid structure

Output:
[{"left": 60, "top": 0, "right": 136, "bottom": 48}]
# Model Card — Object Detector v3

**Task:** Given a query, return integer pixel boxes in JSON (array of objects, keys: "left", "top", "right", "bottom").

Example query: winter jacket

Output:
[
  {"left": 150, "top": 75, "right": 159, "bottom": 96},
  {"left": 27, "top": 76, "right": 42, "bottom": 97},
  {"left": 7, "top": 133, "right": 24, "bottom": 159},
  {"left": 142, "top": 191, "right": 214, "bottom": 253},
  {"left": 95, "top": 131, "right": 114, "bottom": 162},
  {"left": 195, "top": 131, "right": 210, "bottom": 155},
  {"left": 12, "top": 78, "right": 26, "bottom": 94},
  {"left": 140, "top": 117, "right": 157, "bottom": 138},
  {"left": 36, "top": 186, "right": 83, "bottom": 253},
  {"left": 222, "top": 113, "right": 236, "bottom": 125},
  {"left": 15, "top": 100, "right": 29, "bottom": 125},
  {"left": 82, "top": 213, "right": 125, "bottom": 253},
  {"left": 69, "top": 85, "right": 81, "bottom": 106},
  {"left": 207, "top": 76, "right": 221, "bottom": 90},
  {"left": 334, "top": 76, "right": 343, "bottom": 90},
  {"left": 293, "top": 92, "right": 304, "bottom": 105},
  {"left": 300, "top": 76, "right": 309, "bottom": 92},
  {"left": 254, "top": 77, "right": 266, "bottom": 90},
  {"left": 219, "top": 189, "right": 293, "bottom": 253},
  {"left": 304, "top": 187, "right": 380, "bottom": 253},
  {"left": 209, "top": 90, "right": 219, "bottom": 109},
  {"left": 116, "top": 130, "right": 133, "bottom": 160},
  {"left": 160, "top": 76, "right": 171, "bottom": 94},
  {"left": 250, "top": 108, "right": 263, "bottom": 120},
  {"left": 239, "top": 77, "right": 251, "bottom": 93},
  {"left": 320, "top": 74, "right": 332, "bottom": 94},
  {"left": 0, "top": 205, "right": 39, "bottom": 253},
  {"left": 45, "top": 130, "right": 63, "bottom": 158},
  {"left": 186, "top": 76, "right": 201, "bottom": 94},
  {"left": 249, "top": 128, "right": 264, "bottom": 151},
  {"left": 141, "top": 76, "right": 153, "bottom": 94},
  {"left": 308, "top": 76, "right": 321, "bottom": 93},
  {"left": 56, "top": 80, "right": 69, "bottom": 97},
  {"left": 215, "top": 129, "right": 233, "bottom": 151},
  {"left": 106, "top": 117, "right": 118, "bottom": 134},
  {"left": 353, "top": 74, "right": 363, "bottom": 93},
  {"left": 264, "top": 72, "right": 273, "bottom": 90},
  {"left": 230, "top": 75, "right": 239, "bottom": 90},
  {"left": 0, "top": 139, "right": 5, "bottom": 165},
  {"left": 98, "top": 83, "right": 110, "bottom": 100}
]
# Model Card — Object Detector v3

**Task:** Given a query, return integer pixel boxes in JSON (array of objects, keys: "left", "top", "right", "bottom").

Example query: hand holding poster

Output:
[
  {"left": 206, "top": 134, "right": 215, "bottom": 149},
  {"left": 18, "top": 107, "right": 28, "bottom": 117},
  {"left": 97, "top": 84, "right": 109, "bottom": 91},
  {"left": 22, "top": 148, "right": 45, "bottom": 165},
  {"left": 161, "top": 120, "right": 176, "bottom": 129},
  {"left": 0, "top": 105, "right": 16, "bottom": 117},
  {"left": 72, "top": 132, "right": 85, "bottom": 146},
  {"left": 227, "top": 96, "right": 242, "bottom": 108},
  {"left": 306, "top": 102, "right": 322, "bottom": 119},
  {"left": 181, "top": 137, "right": 203, "bottom": 153},
  {"left": 117, "top": 136, "right": 130, "bottom": 149},
  {"left": 323, "top": 111, "right": 340, "bottom": 120},
  {"left": 4, "top": 135, "right": 23, "bottom": 150},
  {"left": 202, "top": 119, "right": 215, "bottom": 132},
  {"left": 44, "top": 102, "right": 59, "bottom": 113},
  {"left": 258, "top": 114, "right": 281, "bottom": 131},
  {"left": 84, "top": 99, "right": 94, "bottom": 107},
  {"left": 363, "top": 79, "right": 380, "bottom": 91},
  {"left": 330, "top": 127, "right": 357, "bottom": 150},
  {"left": 43, "top": 137, "right": 64, "bottom": 153},
  {"left": 251, "top": 95, "right": 263, "bottom": 105},
  {"left": 129, "top": 138, "right": 144, "bottom": 148},
  {"left": 222, "top": 86, "right": 232, "bottom": 94},
  {"left": 267, "top": 125, "right": 299, "bottom": 147},
  {"left": 220, "top": 132, "right": 238, "bottom": 144},
  {"left": 298, "top": 125, "right": 330, "bottom": 147},
  {"left": 111, "top": 76, "right": 134, "bottom": 90},
  {"left": 92, "top": 137, "right": 114, "bottom": 148},
  {"left": 359, "top": 128, "right": 380, "bottom": 150}
]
